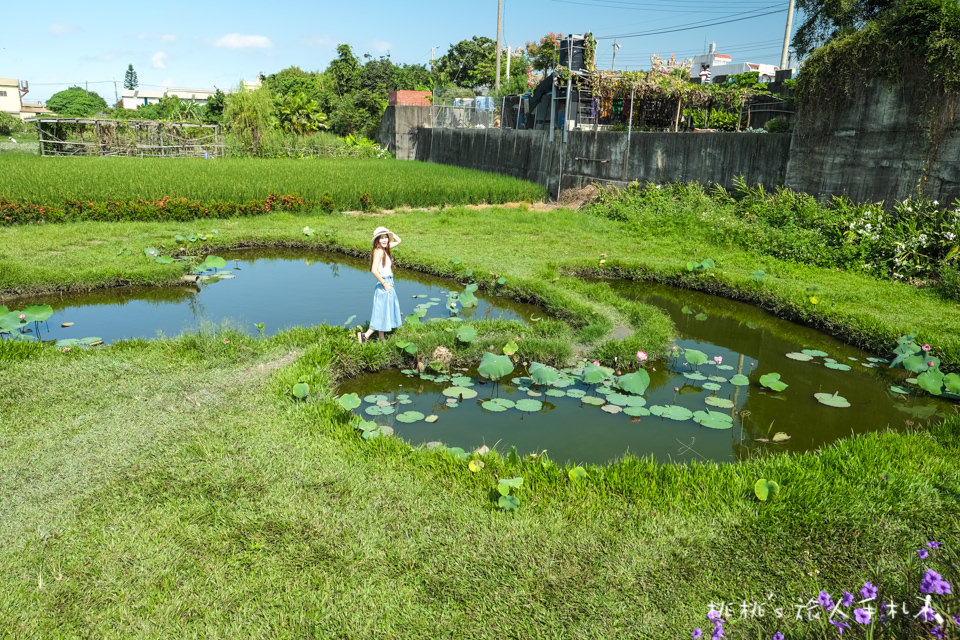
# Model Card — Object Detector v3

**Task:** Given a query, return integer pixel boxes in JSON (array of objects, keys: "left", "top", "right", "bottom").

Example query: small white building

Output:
[
  {"left": 0, "top": 78, "right": 22, "bottom": 115},
  {"left": 120, "top": 88, "right": 165, "bottom": 110},
  {"left": 690, "top": 44, "right": 779, "bottom": 83},
  {"left": 165, "top": 88, "right": 216, "bottom": 105}
]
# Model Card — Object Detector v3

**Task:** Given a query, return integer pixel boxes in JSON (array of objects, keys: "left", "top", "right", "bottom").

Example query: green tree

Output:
[
  {"left": 327, "top": 44, "right": 363, "bottom": 97},
  {"left": 0, "top": 111, "right": 23, "bottom": 136},
  {"left": 792, "top": 0, "right": 896, "bottom": 56},
  {"left": 525, "top": 32, "right": 562, "bottom": 73},
  {"left": 223, "top": 86, "right": 274, "bottom": 154},
  {"left": 203, "top": 89, "right": 227, "bottom": 124},
  {"left": 123, "top": 64, "right": 138, "bottom": 90},
  {"left": 433, "top": 36, "right": 497, "bottom": 89},
  {"left": 274, "top": 91, "right": 327, "bottom": 135},
  {"left": 262, "top": 66, "right": 323, "bottom": 101},
  {"left": 47, "top": 87, "right": 109, "bottom": 117}
]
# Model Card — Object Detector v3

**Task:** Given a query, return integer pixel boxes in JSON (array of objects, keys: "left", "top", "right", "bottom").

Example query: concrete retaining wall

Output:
[{"left": 415, "top": 127, "right": 792, "bottom": 196}]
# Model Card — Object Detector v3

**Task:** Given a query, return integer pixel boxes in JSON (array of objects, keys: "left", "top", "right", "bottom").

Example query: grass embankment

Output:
[
  {"left": 2, "top": 327, "right": 958, "bottom": 638},
  {"left": 2, "top": 181, "right": 960, "bottom": 636},
  {"left": 0, "top": 155, "right": 546, "bottom": 210}
]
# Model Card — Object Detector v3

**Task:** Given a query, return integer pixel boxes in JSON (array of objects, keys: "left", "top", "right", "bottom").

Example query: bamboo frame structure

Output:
[{"left": 26, "top": 118, "right": 224, "bottom": 158}]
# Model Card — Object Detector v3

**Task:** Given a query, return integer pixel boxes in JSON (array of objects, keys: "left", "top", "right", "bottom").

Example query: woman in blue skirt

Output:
[{"left": 358, "top": 226, "right": 403, "bottom": 343}]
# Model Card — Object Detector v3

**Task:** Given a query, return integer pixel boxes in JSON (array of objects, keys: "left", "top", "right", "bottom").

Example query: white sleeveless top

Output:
[{"left": 377, "top": 253, "right": 393, "bottom": 277}]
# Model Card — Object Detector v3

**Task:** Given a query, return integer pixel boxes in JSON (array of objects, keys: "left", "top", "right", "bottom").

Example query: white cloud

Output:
[
  {"left": 160, "top": 34, "right": 177, "bottom": 43},
  {"left": 49, "top": 23, "right": 79, "bottom": 36},
  {"left": 151, "top": 51, "right": 167, "bottom": 69},
  {"left": 215, "top": 34, "right": 272, "bottom": 49},
  {"left": 303, "top": 34, "right": 336, "bottom": 48},
  {"left": 369, "top": 40, "right": 392, "bottom": 53}
]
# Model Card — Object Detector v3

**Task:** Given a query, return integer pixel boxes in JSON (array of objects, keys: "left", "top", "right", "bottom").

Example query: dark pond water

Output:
[
  {"left": 338, "top": 280, "right": 957, "bottom": 465},
  {"left": 1, "top": 248, "right": 540, "bottom": 344}
]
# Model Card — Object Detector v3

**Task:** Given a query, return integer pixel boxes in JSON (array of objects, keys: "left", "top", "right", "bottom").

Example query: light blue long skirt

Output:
[{"left": 369, "top": 275, "right": 402, "bottom": 331}]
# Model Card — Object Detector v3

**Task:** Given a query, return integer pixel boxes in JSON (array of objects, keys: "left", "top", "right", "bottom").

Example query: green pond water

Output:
[
  {"left": 338, "top": 280, "right": 957, "bottom": 465},
  {"left": 0, "top": 248, "right": 540, "bottom": 344}
]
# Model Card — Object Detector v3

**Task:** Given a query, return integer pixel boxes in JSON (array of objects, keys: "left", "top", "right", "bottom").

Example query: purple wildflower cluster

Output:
[{"left": 920, "top": 569, "right": 953, "bottom": 596}]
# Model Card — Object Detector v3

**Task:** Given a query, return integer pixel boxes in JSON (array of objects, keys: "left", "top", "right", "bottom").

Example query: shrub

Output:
[
  {"left": 939, "top": 263, "right": 960, "bottom": 301},
  {"left": 0, "top": 112, "right": 23, "bottom": 136},
  {"left": 318, "top": 192, "right": 336, "bottom": 214},
  {"left": 764, "top": 116, "right": 791, "bottom": 133}
]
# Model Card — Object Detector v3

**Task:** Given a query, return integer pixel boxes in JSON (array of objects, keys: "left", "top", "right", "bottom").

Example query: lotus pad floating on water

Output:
[
  {"left": 442, "top": 386, "right": 478, "bottom": 399},
  {"left": 566, "top": 389, "right": 587, "bottom": 398},
  {"left": 684, "top": 349, "right": 708, "bottom": 366},
  {"left": 823, "top": 361, "right": 852, "bottom": 371},
  {"left": 529, "top": 362, "right": 560, "bottom": 385},
  {"left": 786, "top": 352, "right": 814, "bottom": 361},
  {"left": 514, "top": 398, "right": 543, "bottom": 412},
  {"left": 889, "top": 385, "right": 911, "bottom": 395},
  {"left": 814, "top": 392, "right": 851, "bottom": 407},
  {"left": 649, "top": 405, "right": 694, "bottom": 421},
  {"left": 616, "top": 370, "right": 650, "bottom": 395},
  {"left": 759, "top": 373, "right": 788, "bottom": 392},
  {"left": 624, "top": 406, "right": 650, "bottom": 417},
  {"left": 478, "top": 352, "right": 514, "bottom": 381},
  {"left": 683, "top": 372, "right": 707, "bottom": 381},
  {"left": 801, "top": 349, "right": 829, "bottom": 357},
  {"left": 702, "top": 382, "right": 722, "bottom": 391},
  {"left": 693, "top": 410, "right": 733, "bottom": 430},
  {"left": 395, "top": 411, "right": 426, "bottom": 423},
  {"left": 581, "top": 396, "right": 606, "bottom": 406},
  {"left": 704, "top": 396, "right": 735, "bottom": 409},
  {"left": 716, "top": 364, "right": 734, "bottom": 371},
  {"left": 450, "top": 376, "right": 475, "bottom": 387},
  {"left": 338, "top": 393, "right": 361, "bottom": 410},
  {"left": 545, "top": 389, "right": 566, "bottom": 397},
  {"left": 601, "top": 404, "right": 623, "bottom": 414},
  {"left": 729, "top": 374, "right": 750, "bottom": 386},
  {"left": 481, "top": 398, "right": 514, "bottom": 412}
]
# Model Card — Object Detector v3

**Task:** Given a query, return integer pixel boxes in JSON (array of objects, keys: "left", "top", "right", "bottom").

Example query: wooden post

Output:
[{"left": 674, "top": 97, "right": 682, "bottom": 132}]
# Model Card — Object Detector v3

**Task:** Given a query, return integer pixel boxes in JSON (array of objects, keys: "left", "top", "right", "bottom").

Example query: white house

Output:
[
  {"left": 121, "top": 88, "right": 165, "bottom": 110},
  {"left": 0, "top": 78, "right": 22, "bottom": 115},
  {"left": 165, "top": 88, "right": 216, "bottom": 105},
  {"left": 690, "top": 44, "right": 779, "bottom": 83}
]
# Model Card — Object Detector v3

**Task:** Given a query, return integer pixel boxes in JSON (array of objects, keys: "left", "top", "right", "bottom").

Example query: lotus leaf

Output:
[
  {"left": 498, "top": 495, "right": 520, "bottom": 511},
  {"left": 601, "top": 404, "right": 623, "bottom": 414},
  {"left": 684, "top": 349, "right": 708, "bottom": 366},
  {"left": 144, "top": 247, "right": 159, "bottom": 257},
  {"left": 514, "top": 398, "right": 543, "bottom": 412},
  {"left": 624, "top": 406, "right": 650, "bottom": 416},
  {"left": 459, "top": 291, "right": 478, "bottom": 308},
  {"left": 752, "top": 270, "right": 766, "bottom": 281},
  {"left": 292, "top": 383, "right": 310, "bottom": 399},
  {"left": 683, "top": 372, "right": 707, "bottom": 381},
  {"left": 502, "top": 340, "right": 518, "bottom": 356},
  {"left": 79, "top": 336, "right": 103, "bottom": 346},
  {"left": 155, "top": 256, "right": 175, "bottom": 264},
  {"left": 862, "top": 363, "right": 877, "bottom": 368},
  {"left": 363, "top": 394, "right": 387, "bottom": 404},
  {"left": 22, "top": 304, "right": 53, "bottom": 322},
  {"left": 649, "top": 405, "right": 694, "bottom": 421},
  {"left": 478, "top": 352, "right": 514, "bottom": 381},
  {"left": 866, "top": 357, "right": 889, "bottom": 363},
  {"left": 401, "top": 369, "right": 417, "bottom": 375},
  {"left": 545, "top": 389, "right": 566, "bottom": 397},
  {"left": 889, "top": 385, "right": 911, "bottom": 395},
  {"left": 498, "top": 477, "right": 523, "bottom": 495},
  {"left": 759, "top": 373, "right": 788, "bottom": 392},
  {"left": 693, "top": 410, "right": 733, "bottom": 430},
  {"left": 681, "top": 305, "right": 693, "bottom": 314},
  {"left": 482, "top": 398, "right": 515, "bottom": 412},
  {"left": 771, "top": 432, "right": 791, "bottom": 442},
  {"left": 814, "top": 392, "right": 851, "bottom": 407},
  {"left": 566, "top": 389, "right": 586, "bottom": 398},
  {"left": 694, "top": 313, "right": 708, "bottom": 321},
  {"left": 568, "top": 466, "right": 588, "bottom": 480},
  {"left": 469, "top": 459, "right": 485, "bottom": 472},
  {"left": 529, "top": 362, "right": 560, "bottom": 385},
  {"left": 580, "top": 396, "right": 606, "bottom": 406},
  {"left": 616, "top": 370, "right": 650, "bottom": 395},
  {"left": 456, "top": 326, "right": 477, "bottom": 343},
  {"left": 364, "top": 405, "right": 384, "bottom": 416},
  {"left": 801, "top": 349, "right": 828, "bottom": 357},
  {"left": 906, "top": 377, "right": 919, "bottom": 384},
  {"left": 944, "top": 373, "right": 960, "bottom": 395},
  {"left": 704, "top": 396, "right": 734, "bottom": 409},
  {"left": 707, "top": 375, "right": 727, "bottom": 383},
  {"left": 497, "top": 277, "right": 507, "bottom": 285},
  {"left": 595, "top": 385, "right": 613, "bottom": 395},
  {"left": 754, "top": 479, "right": 780, "bottom": 501},
  {"left": 446, "top": 447, "right": 470, "bottom": 460},
  {"left": 785, "top": 352, "right": 813, "bottom": 361},
  {"left": 716, "top": 364, "right": 734, "bottom": 371},
  {"left": 511, "top": 377, "right": 532, "bottom": 385},
  {"left": 917, "top": 369, "right": 944, "bottom": 395},
  {"left": 581, "top": 364, "right": 611, "bottom": 384},
  {"left": 623, "top": 395, "right": 647, "bottom": 407},
  {"left": 443, "top": 386, "right": 478, "bottom": 399},
  {"left": 338, "top": 393, "right": 361, "bottom": 410},
  {"left": 551, "top": 378, "right": 574, "bottom": 388},
  {"left": 204, "top": 255, "right": 226, "bottom": 269},
  {"left": 396, "top": 411, "right": 426, "bottom": 423},
  {"left": 824, "top": 361, "right": 852, "bottom": 371},
  {"left": 526, "top": 390, "right": 543, "bottom": 397},
  {"left": 449, "top": 376, "right": 473, "bottom": 388},
  {"left": 605, "top": 393, "right": 633, "bottom": 406},
  {"left": 702, "top": 382, "right": 722, "bottom": 391}
]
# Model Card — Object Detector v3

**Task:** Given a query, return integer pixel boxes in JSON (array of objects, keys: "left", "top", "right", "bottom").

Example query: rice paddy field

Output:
[{"left": 0, "top": 155, "right": 545, "bottom": 208}]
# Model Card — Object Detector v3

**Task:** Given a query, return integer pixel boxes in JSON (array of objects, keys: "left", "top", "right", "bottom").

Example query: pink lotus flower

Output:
[
  {"left": 714, "top": 356, "right": 723, "bottom": 364},
  {"left": 922, "top": 344, "right": 931, "bottom": 352},
  {"left": 149, "top": 250, "right": 156, "bottom": 255},
  {"left": 18, "top": 313, "right": 25, "bottom": 320},
  {"left": 616, "top": 370, "right": 622, "bottom": 375},
  {"left": 636, "top": 350, "right": 648, "bottom": 362},
  {"left": 674, "top": 386, "right": 680, "bottom": 392},
  {"left": 592, "top": 360, "right": 600, "bottom": 366},
  {"left": 929, "top": 361, "right": 935, "bottom": 367}
]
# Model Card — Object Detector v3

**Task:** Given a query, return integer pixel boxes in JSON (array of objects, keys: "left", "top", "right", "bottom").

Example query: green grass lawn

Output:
[{"left": 2, "top": 194, "right": 959, "bottom": 638}]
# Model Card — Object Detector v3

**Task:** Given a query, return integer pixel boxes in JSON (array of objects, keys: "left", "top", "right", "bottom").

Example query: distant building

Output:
[
  {"left": 690, "top": 43, "right": 779, "bottom": 83},
  {"left": 0, "top": 78, "right": 22, "bottom": 115},
  {"left": 241, "top": 79, "right": 262, "bottom": 92},
  {"left": 19, "top": 102, "right": 53, "bottom": 118},
  {"left": 165, "top": 88, "right": 217, "bottom": 105},
  {"left": 120, "top": 88, "right": 167, "bottom": 110}
]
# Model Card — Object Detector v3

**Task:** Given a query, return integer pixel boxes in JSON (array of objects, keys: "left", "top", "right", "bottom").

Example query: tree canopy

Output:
[
  {"left": 47, "top": 87, "right": 109, "bottom": 117},
  {"left": 123, "top": 65, "right": 138, "bottom": 90},
  {"left": 433, "top": 36, "right": 498, "bottom": 89},
  {"left": 792, "top": 0, "right": 895, "bottom": 56}
]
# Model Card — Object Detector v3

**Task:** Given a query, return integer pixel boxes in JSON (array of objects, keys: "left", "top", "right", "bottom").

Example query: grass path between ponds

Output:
[
  {"left": 2, "top": 204, "right": 959, "bottom": 365},
  {"left": 2, "top": 204, "right": 960, "bottom": 637},
  {"left": 1, "top": 329, "right": 959, "bottom": 638}
]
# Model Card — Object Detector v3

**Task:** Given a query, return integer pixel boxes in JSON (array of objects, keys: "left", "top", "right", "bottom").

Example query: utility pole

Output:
[
  {"left": 113, "top": 80, "right": 118, "bottom": 105},
  {"left": 495, "top": 0, "right": 503, "bottom": 92},
  {"left": 505, "top": 45, "right": 512, "bottom": 83},
  {"left": 780, "top": 0, "right": 796, "bottom": 69},
  {"left": 611, "top": 40, "right": 621, "bottom": 70}
]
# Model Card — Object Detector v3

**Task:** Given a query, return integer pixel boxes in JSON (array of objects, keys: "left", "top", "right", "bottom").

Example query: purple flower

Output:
[
  {"left": 772, "top": 633, "right": 784, "bottom": 640},
  {"left": 829, "top": 619, "right": 850, "bottom": 635},
  {"left": 921, "top": 569, "right": 953, "bottom": 595},
  {"left": 919, "top": 548, "right": 930, "bottom": 559},
  {"left": 707, "top": 610, "right": 721, "bottom": 621},
  {"left": 930, "top": 626, "right": 944, "bottom": 639},
  {"left": 841, "top": 591, "right": 854, "bottom": 607},
  {"left": 692, "top": 629, "right": 703, "bottom": 639},
  {"left": 711, "top": 626, "right": 725, "bottom": 640},
  {"left": 817, "top": 590, "right": 835, "bottom": 609},
  {"left": 953, "top": 615, "right": 960, "bottom": 628},
  {"left": 927, "top": 541, "right": 940, "bottom": 549},
  {"left": 861, "top": 582, "right": 878, "bottom": 600},
  {"left": 854, "top": 608, "right": 872, "bottom": 624},
  {"left": 918, "top": 605, "right": 937, "bottom": 623}
]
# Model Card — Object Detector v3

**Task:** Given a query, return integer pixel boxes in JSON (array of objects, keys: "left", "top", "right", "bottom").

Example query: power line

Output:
[{"left": 596, "top": 6, "right": 786, "bottom": 39}]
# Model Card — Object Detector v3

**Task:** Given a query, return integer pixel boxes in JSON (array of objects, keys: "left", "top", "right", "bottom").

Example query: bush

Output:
[
  {"left": 764, "top": 116, "right": 791, "bottom": 133},
  {"left": 0, "top": 112, "right": 23, "bottom": 136},
  {"left": 939, "top": 263, "right": 960, "bottom": 301}
]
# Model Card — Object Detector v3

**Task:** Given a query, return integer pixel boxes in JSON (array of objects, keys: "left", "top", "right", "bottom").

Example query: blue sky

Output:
[{"left": 3, "top": 0, "right": 799, "bottom": 103}]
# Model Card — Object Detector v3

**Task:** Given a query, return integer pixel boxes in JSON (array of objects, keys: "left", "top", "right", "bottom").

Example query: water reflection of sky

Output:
[{"left": 2, "top": 248, "right": 541, "bottom": 344}]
